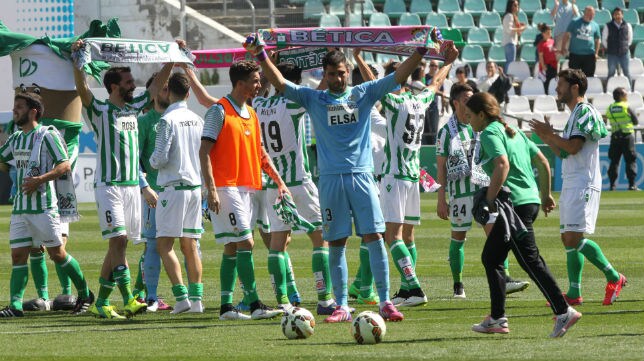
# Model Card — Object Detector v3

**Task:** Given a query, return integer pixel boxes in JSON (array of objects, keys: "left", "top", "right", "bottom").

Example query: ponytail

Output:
[
  {"left": 466, "top": 92, "right": 516, "bottom": 137},
  {"left": 499, "top": 118, "right": 516, "bottom": 138}
]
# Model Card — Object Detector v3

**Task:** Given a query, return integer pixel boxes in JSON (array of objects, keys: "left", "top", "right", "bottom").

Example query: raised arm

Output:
[
  {"left": 395, "top": 35, "right": 458, "bottom": 86},
  {"left": 426, "top": 62, "right": 452, "bottom": 94},
  {"left": 353, "top": 48, "right": 376, "bottom": 82},
  {"left": 71, "top": 40, "right": 94, "bottom": 107},
  {"left": 148, "top": 62, "right": 174, "bottom": 100},
  {"left": 250, "top": 46, "right": 287, "bottom": 94},
  {"left": 181, "top": 63, "right": 219, "bottom": 108}
]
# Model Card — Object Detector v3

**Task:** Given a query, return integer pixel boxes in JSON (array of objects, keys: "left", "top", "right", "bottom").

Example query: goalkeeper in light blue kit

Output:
[{"left": 247, "top": 30, "right": 459, "bottom": 322}]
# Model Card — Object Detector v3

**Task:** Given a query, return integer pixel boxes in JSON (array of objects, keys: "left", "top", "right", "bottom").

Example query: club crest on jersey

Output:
[{"left": 161, "top": 200, "right": 168, "bottom": 207}]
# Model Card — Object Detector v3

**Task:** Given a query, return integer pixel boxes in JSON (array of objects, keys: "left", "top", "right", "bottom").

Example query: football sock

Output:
[
  {"left": 312, "top": 247, "right": 333, "bottom": 301},
  {"left": 329, "top": 245, "right": 349, "bottom": 306},
  {"left": 577, "top": 238, "right": 620, "bottom": 282},
  {"left": 54, "top": 262, "right": 72, "bottom": 296},
  {"left": 503, "top": 258, "right": 510, "bottom": 278},
  {"left": 172, "top": 283, "right": 188, "bottom": 302},
  {"left": 268, "top": 250, "right": 289, "bottom": 304},
  {"left": 565, "top": 246, "right": 584, "bottom": 298},
  {"left": 30, "top": 251, "right": 49, "bottom": 300},
  {"left": 449, "top": 238, "right": 465, "bottom": 283},
  {"left": 96, "top": 277, "right": 116, "bottom": 307},
  {"left": 112, "top": 265, "right": 134, "bottom": 305},
  {"left": 407, "top": 241, "right": 417, "bottom": 268},
  {"left": 188, "top": 282, "right": 203, "bottom": 303},
  {"left": 10, "top": 264, "right": 29, "bottom": 310},
  {"left": 284, "top": 251, "right": 300, "bottom": 297},
  {"left": 220, "top": 254, "right": 237, "bottom": 305},
  {"left": 132, "top": 253, "right": 145, "bottom": 299},
  {"left": 144, "top": 238, "right": 162, "bottom": 301},
  {"left": 236, "top": 250, "right": 259, "bottom": 304},
  {"left": 366, "top": 239, "right": 390, "bottom": 303},
  {"left": 359, "top": 241, "right": 374, "bottom": 298},
  {"left": 57, "top": 254, "right": 89, "bottom": 299},
  {"left": 390, "top": 239, "right": 420, "bottom": 290}
]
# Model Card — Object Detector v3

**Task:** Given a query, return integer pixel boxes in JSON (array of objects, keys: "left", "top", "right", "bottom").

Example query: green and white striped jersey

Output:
[
  {"left": 0, "top": 125, "right": 68, "bottom": 214},
  {"left": 381, "top": 89, "right": 435, "bottom": 181},
  {"left": 41, "top": 118, "right": 82, "bottom": 171},
  {"left": 436, "top": 117, "right": 478, "bottom": 197},
  {"left": 252, "top": 95, "right": 309, "bottom": 188},
  {"left": 83, "top": 92, "right": 150, "bottom": 186}
]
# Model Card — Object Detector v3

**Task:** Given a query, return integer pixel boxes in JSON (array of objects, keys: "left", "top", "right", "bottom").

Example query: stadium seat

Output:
[
  {"left": 601, "top": 0, "right": 625, "bottom": 10},
  {"left": 506, "top": 95, "right": 532, "bottom": 116},
  {"left": 586, "top": 77, "right": 606, "bottom": 99},
  {"left": 349, "top": 12, "right": 364, "bottom": 27},
  {"left": 517, "top": 10, "right": 529, "bottom": 25},
  {"left": 320, "top": 13, "right": 341, "bottom": 27},
  {"left": 622, "top": 9, "right": 640, "bottom": 25},
  {"left": 521, "top": 77, "right": 545, "bottom": 100},
  {"left": 606, "top": 75, "right": 632, "bottom": 93},
  {"left": 448, "top": 59, "right": 466, "bottom": 78},
  {"left": 492, "top": 0, "right": 506, "bottom": 13},
  {"left": 630, "top": 0, "right": 644, "bottom": 10},
  {"left": 304, "top": 0, "right": 325, "bottom": 20},
  {"left": 410, "top": 0, "right": 433, "bottom": 19},
  {"left": 520, "top": 27, "right": 540, "bottom": 45},
  {"left": 488, "top": 44, "right": 506, "bottom": 64},
  {"left": 383, "top": 0, "right": 407, "bottom": 20},
  {"left": 519, "top": 44, "right": 537, "bottom": 64},
  {"left": 507, "top": 61, "right": 532, "bottom": 82},
  {"left": 355, "top": 0, "right": 376, "bottom": 17},
  {"left": 548, "top": 112, "right": 571, "bottom": 131},
  {"left": 575, "top": 0, "right": 599, "bottom": 9},
  {"left": 594, "top": 9, "right": 612, "bottom": 27},
  {"left": 461, "top": 44, "right": 486, "bottom": 65},
  {"left": 377, "top": 53, "right": 400, "bottom": 63},
  {"left": 451, "top": 12, "right": 475, "bottom": 32},
  {"left": 520, "top": 0, "right": 542, "bottom": 16},
  {"left": 463, "top": 0, "right": 487, "bottom": 17},
  {"left": 634, "top": 76, "right": 644, "bottom": 93},
  {"left": 426, "top": 12, "right": 449, "bottom": 28},
  {"left": 591, "top": 93, "right": 614, "bottom": 113},
  {"left": 479, "top": 12, "right": 502, "bottom": 30},
  {"left": 437, "top": 0, "right": 462, "bottom": 16},
  {"left": 475, "top": 62, "right": 488, "bottom": 78},
  {"left": 493, "top": 28, "right": 503, "bottom": 44},
  {"left": 595, "top": 59, "right": 609, "bottom": 79},
  {"left": 467, "top": 28, "right": 493, "bottom": 48},
  {"left": 399, "top": 12, "right": 422, "bottom": 25},
  {"left": 533, "top": 95, "right": 560, "bottom": 116},
  {"left": 532, "top": 9, "right": 554, "bottom": 27},
  {"left": 630, "top": 58, "right": 644, "bottom": 79},
  {"left": 329, "top": 0, "right": 347, "bottom": 19},
  {"left": 440, "top": 28, "right": 465, "bottom": 47},
  {"left": 627, "top": 91, "right": 644, "bottom": 112},
  {"left": 548, "top": 77, "right": 557, "bottom": 95},
  {"left": 545, "top": 0, "right": 556, "bottom": 9},
  {"left": 633, "top": 25, "right": 644, "bottom": 44},
  {"left": 369, "top": 12, "right": 392, "bottom": 26}
]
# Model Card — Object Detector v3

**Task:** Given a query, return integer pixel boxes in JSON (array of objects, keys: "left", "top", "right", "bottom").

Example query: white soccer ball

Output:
[
  {"left": 351, "top": 311, "right": 387, "bottom": 344},
  {"left": 281, "top": 307, "right": 315, "bottom": 339}
]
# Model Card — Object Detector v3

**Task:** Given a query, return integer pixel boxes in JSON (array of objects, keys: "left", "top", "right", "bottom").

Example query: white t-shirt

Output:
[{"left": 502, "top": 13, "right": 518, "bottom": 46}]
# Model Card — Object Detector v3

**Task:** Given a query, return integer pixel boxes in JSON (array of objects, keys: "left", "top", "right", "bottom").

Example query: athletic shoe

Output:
[
  {"left": 123, "top": 298, "right": 148, "bottom": 318},
  {"left": 453, "top": 282, "right": 466, "bottom": 299},
  {"left": 288, "top": 293, "right": 302, "bottom": 306},
  {"left": 189, "top": 300, "right": 204, "bottom": 313},
  {"left": 250, "top": 302, "right": 283, "bottom": 320},
  {"left": 52, "top": 294, "right": 77, "bottom": 311},
  {"left": 379, "top": 301, "right": 404, "bottom": 322},
  {"left": 564, "top": 295, "right": 583, "bottom": 306},
  {"left": 90, "top": 304, "right": 125, "bottom": 319},
  {"left": 472, "top": 315, "right": 510, "bottom": 334},
  {"left": 603, "top": 274, "right": 627, "bottom": 306},
  {"left": 348, "top": 283, "right": 360, "bottom": 299},
  {"left": 71, "top": 291, "right": 95, "bottom": 315},
  {"left": 22, "top": 298, "right": 53, "bottom": 312},
  {"left": 357, "top": 292, "right": 379, "bottom": 305},
  {"left": 236, "top": 301, "right": 250, "bottom": 312},
  {"left": 135, "top": 297, "right": 145, "bottom": 305},
  {"left": 147, "top": 300, "right": 159, "bottom": 312},
  {"left": 401, "top": 288, "right": 428, "bottom": 307},
  {"left": 156, "top": 298, "right": 172, "bottom": 311},
  {"left": 505, "top": 280, "right": 530, "bottom": 294},
  {"left": 219, "top": 304, "right": 251, "bottom": 320},
  {"left": 391, "top": 289, "right": 409, "bottom": 305},
  {"left": 316, "top": 302, "right": 337, "bottom": 315},
  {"left": 278, "top": 303, "right": 294, "bottom": 313},
  {"left": 324, "top": 306, "right": 352, "bottom": 323},
  {"left": 550, "top": 307, "right": 582, "bottom": 338},
  {"left": 170, "top": 299, "right": 191, "bottom": 315},
  {"left": 0, "top": 306, "right": 24, "bottom": 318}
]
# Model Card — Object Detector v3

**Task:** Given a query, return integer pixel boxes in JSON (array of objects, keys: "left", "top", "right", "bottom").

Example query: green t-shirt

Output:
[
  {"left": 477, "top": 122, "right": 541, "bottom": 206},
  {"left": 137, "top": 108, "right": 161, "bottom": 190}
]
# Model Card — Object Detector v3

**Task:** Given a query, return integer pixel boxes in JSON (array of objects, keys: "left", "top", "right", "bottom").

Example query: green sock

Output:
[
  {"left": 57, "top": 254, "right": 89, "bottom": 298},
  {"left": 503, "top": 258, "right": 511, "bottom": 278},
  {"left": 55, "top": 262, "right": 72, "bottom": 296},
  {"left": 30, "top": 252, "right": 49, "bottom": 300},
  {"left": 220, "top": 254, "right": 237, "bottom": 305},
  {"left": 172, "top": 283, "right": 188, "bottom": 302},
  {"left": 10, "top": 264, "right": 29, "bottom": 310},
  {"left": 283, "top": 251, "right": 300, "bottom": 297},
  {"left": 237, "top": 250, "right": 259, "bottom": 304},
  {"left": 565, "top": 246, "right": 584, "bottom": 298},
  {"left": 407, "top": 241, "right": 417, "bottom": 268},
  {"left": 188, "top": 283, "right": 203, "bottom": 302},
  {"left": 112, "top": 265, "right": 134, "bottom": 305},
  {"left": 268, "top": 250, "right": 289, "bottom": 304},
  {"left": 96, "top": 277, "right": 116, "bottom": 307},
  {"left": 132, "top": 253, "right": 145, "bottom": 299},
  {"left": 449, "top": 238, "right": 465, "bottom": 283},
  {"left": 577, "top": 238, "right": 620, "bottom": 282},
  {"left": 312, "top": 247, "right": 333, "bottom": 301},
  {"left": 359, "top": 241, "right": 374, "bottom": 297},
  {"left": 390, "top": 240, "right": 420, "bottom": 290}
]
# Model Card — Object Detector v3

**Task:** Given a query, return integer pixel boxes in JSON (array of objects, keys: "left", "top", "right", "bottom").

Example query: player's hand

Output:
[
  {"left": 243, "top": 33, "right": 264, "bottom": 55},
  {"left": 207, "top": 190, "right": 221, "bottom": 215},
  {"left": 142, "top": 186, "right": 158, "bottom": 208},
  {"left": 443, "top": 43, "right": 459, "bottom": 65},
  {"left": 277, "top": 184, "right": 292, "bottom": 200},
  {"left": 71, "top": 39, "right": 84, "bottom": 52},
  {"left": 541, "top": 194, "right": 556, "bottom": 217},
  {"left": 22, "top": 176, "right": 42, "bottom": 194},
  {"left": 529, "top": 118, "right": 554, "bottom": 140},
  {"left": 176, "top": 39, "right": 187, "bottom": 49},
  {"left": 436, "top": 197, "right": 449, "bottom": 220},
  {"left": 352, "top": 47, "right": 362, "bottom": 58}
]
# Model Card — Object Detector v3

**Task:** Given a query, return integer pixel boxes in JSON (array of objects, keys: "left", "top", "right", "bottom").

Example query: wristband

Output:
[
  {"left": 256, "top": 50, "right": 268, "bottom": 62},
  {"left": 416, "top": 47, "right": 428, "bottom": 56}
]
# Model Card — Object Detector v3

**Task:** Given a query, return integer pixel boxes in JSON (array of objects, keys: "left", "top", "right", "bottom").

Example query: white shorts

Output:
[
  {"left": 156, "top": 186, "right": 203, "bottom": 239},
  {"left": 10, "top": 210, "right": 63, "bottom": 249},
  {"left": 209, "top": 187, "right": 254, "bottom": 244},
  {"left": 60, "top": 222, "right": 69, "bottom": 237},
  {"left": 252, "top": 189, "right": 270, "bottom": 233},
  {"left": 448, "top": 194, "right": 473, "bottom": 232},
  {"left": 379, "top": 176, "right": 421, "bottom": 225},
  {"left": 95, "top": 185, "right": 141, "bottom": 242},
  {"left": 266, "top": 180, "right": 322, "bottom": 233},
  {"left": 559, "top": 187, "right": 600, "bottom": 234}
]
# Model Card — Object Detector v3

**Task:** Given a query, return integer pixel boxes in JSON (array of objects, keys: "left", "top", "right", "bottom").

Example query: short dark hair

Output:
[
  {"left": 230, "top": 60, "right": 260, "bottom": 88},
  {"left": 558, "top": 68, "right": 588, "bottom": 96},
  {"left": 612, "top": 87, "right": 628, "bottom": 102},
  {"left": 351, "top": 64, "right": 379, "bottom": 85},
  {"left": 411, "top": 61, "right": 426, "bottom": 81},
  {"left": 612, "top": 7, "right": 623, "bottom": 15},
  {"left": 449, "top": 83, "right": 474, "bottom": 111},
  {"left": 103, "top": 66, "right": 132, "bottom": 94},
  {"left": 322, "top": 50, "right": 347, "bottom": 70},
  {"left": 538, "top": 23, "right": 550, "bottom": 33},
  {"left": 167, "top": 73, "right": 190, "bottom": 98},
  {"left": 276, "top": 62, "right": 303, "bottom": 84},
  {"left": 15, "top": 92, "right": 44, "bottom": 120}
]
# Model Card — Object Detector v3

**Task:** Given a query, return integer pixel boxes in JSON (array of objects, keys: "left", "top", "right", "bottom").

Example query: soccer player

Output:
[
  {"left": 247, "top": 31, "right": 459, "bottom": 322},
  {"left": 199, "top": 60, "right": 287, "bottom": 321},
  {"left": 0, "top": 92, "right": 93, "bottom": 317},
  {"left": 530, "top": 68, "right": 627, "bottom": 306},
  {"left": 71, "top": 39, "right": 173, "bottom": 318},
  {"left": 150, "top": 72, "right": 205, "bottom": 314},
  {"left": 253, "top": 62, "right": 335, "bottom": 313}
]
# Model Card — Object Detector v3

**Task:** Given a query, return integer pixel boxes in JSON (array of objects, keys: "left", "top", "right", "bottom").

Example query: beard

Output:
[
  {"left": 156, "top": 98, "right": 170, "bottom": 109},
  {"left": 120, "top": 87, "right": 135, "bottom": 103},
  {"left": 14, "top": 112, "right": 30, "bottom": 127}
]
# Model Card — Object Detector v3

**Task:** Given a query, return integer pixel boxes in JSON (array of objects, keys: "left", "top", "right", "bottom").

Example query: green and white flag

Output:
[{"left": 74, "top": 38, "right": 195, "bottom": 69}]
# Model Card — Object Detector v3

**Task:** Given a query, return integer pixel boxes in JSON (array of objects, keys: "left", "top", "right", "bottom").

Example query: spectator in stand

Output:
[
  {"left": 477, "top": 62, "right": 499, "bottom": 93},
  {"left": 537, "top": 23, "right": 559, "bottom": 94},
  {"left": 602, "top": 7, "right": 632, "bottom": 79},
  {"left": 502, "top": 0, "right": 527, "bottom": 72},
  {"left": 551, "top": 0, "right": 579, "bottom": 52},
  {"left": 455, "top": 66, "right": 479, "bottom": 94},
  {"left": 421, "top": 60, "right": 445, "bottom": 145},
  {"left": 561, "top": 6, "right": 601, "bottom": 77}
]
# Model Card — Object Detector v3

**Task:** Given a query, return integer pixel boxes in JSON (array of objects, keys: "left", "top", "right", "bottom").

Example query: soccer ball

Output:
[
  {"left": 351, "top": 311, "right": 387, "bottom": 344},
  {"left": 281, "top": 307, "right": 315, "bottom": 339}
]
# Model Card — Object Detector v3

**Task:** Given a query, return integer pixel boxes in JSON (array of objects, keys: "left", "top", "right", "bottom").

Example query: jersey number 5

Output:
[{"left": 402, "top": 113, "right": 424, "bottom": 145}]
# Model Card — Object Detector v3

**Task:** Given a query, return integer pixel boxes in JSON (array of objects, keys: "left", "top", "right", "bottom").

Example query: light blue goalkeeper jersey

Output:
[{"left": 283, "top": 73, "right": 397, "bottom": 175}]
